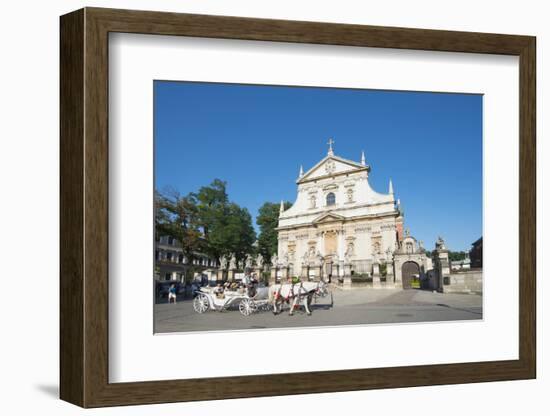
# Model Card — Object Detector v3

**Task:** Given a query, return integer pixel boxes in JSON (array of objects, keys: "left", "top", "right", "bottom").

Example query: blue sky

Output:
[{"left": 154, "top": 81, "right": 482, "bottom": 252}]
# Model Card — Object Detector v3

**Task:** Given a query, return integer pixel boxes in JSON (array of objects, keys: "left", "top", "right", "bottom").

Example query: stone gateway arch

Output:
[{"left": 401, "top": 261, "right": 421, "bottom": 289}]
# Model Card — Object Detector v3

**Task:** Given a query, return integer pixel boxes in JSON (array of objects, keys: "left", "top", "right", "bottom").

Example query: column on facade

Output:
[
  {"left": 318, "top": 231, "right": 325, "bottom": 256},
  {"left": 338, "top": 229, "right": 345, "bottom": 277},
  {"left": 317, "top": 231, "right": 324, "bottom": 280}
]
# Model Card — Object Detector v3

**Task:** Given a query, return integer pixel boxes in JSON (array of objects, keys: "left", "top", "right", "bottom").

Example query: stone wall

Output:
[{"left": 443, "top": 269, "right": 483, "bottom": 294}]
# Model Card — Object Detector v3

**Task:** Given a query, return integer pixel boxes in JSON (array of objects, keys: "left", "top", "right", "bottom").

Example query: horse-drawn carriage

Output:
[
  {"left": 192, "top": 284, "right": 271, "bottom": 316},
  {"left": 192, "top": 280, "right": 332, "bottom": 316}
]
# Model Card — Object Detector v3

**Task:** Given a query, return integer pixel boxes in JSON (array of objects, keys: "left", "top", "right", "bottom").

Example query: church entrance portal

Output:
[
  {"left": 402, "top": 261, "right": 420, "bottom": 289},
  {"left": 324, "top": 231, "right": 337, "bottom": 255}
]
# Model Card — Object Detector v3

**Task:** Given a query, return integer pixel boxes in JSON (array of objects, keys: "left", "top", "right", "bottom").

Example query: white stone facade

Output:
[{"left": 276, "top": 143, "right": 403, "bottom": 279}]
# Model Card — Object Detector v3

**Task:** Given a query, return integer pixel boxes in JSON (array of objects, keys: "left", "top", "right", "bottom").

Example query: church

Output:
[{"left": 276, "top": 139, "right": 405, "bottom": 283}]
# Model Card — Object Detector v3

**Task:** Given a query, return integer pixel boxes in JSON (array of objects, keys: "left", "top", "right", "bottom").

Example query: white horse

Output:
[{"left": 269, "top": 280, "right": 329, "bottom": 316}]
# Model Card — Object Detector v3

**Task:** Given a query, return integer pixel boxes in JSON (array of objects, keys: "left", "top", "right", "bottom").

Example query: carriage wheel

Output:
[
  {"left": 193, "top": 294, "right": 209, "bottom": 313},
  {"left": 239, "top": 298, "right": 257, "bottom": 316}
]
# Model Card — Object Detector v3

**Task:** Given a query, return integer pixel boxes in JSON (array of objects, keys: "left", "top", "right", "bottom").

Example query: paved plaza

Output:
[{"left": 154, "top": 288, "right": 482, "bottom": 333}]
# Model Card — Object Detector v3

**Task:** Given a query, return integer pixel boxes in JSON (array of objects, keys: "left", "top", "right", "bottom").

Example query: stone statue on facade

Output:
[
  {"left": 229, "top": 253, "right": 237, "bottom": 270},
  {"left": 344, "top": 242, "right": 354, "bottom": 264},
  {"left": 316, "top": 250, "right": 324, "bottom": 266},
  {"left": 281, "top": 251, "right": 289, "bottom": 267},
  {"left": 302, "top": 250, "right": 310, "bottom": 266},
  {"left": 372, "top": 241, "right": 381, "bottom": 255}
]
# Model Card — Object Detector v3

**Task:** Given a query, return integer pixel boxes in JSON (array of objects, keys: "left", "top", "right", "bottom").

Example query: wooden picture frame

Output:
[{"left": 60, "top": 7, "right": 536, "bottom": 408}]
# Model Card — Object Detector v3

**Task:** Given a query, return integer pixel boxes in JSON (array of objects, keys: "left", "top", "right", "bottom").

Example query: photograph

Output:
[
  {"left": 153, "top": 81, "right": 483, "bottom": 333},
  {"left": 0, "top": 0, "right": 541, "bottom": 412}
]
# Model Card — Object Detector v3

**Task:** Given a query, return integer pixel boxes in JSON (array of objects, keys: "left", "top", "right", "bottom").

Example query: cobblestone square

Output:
[{"left": 154, "top": 288, "right": 482, "bottom": 333}]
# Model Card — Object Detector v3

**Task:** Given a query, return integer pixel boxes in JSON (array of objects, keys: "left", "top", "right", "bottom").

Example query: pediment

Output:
[
  {"left": 299, "top": 156, "right": 366, "bottom": 183},
  {"left": 312, "top": 212, "right": 345, "bottom": 224}
]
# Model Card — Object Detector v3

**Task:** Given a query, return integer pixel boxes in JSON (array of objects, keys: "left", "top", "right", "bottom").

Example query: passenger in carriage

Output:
[
  {"left": 247, "top": 279, "right": 257, "bottom": 298},
  {"left": 214, "top": 284, "right": 224, "bottom": 299}
]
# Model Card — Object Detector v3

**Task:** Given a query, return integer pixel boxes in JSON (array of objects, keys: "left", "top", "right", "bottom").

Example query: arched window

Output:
[{"left": 326, "top": 192, "right": 336, "bottom": 206}]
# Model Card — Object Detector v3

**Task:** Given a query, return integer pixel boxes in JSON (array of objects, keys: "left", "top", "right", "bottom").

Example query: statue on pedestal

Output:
[
  {"left": 219, "top": 255, "right": 228, "bottom": 270},
  {"left": 245, "top": 254, "right": 253, "bottom": 270},
  {"left": 281, "top": 251, "right": 289, "bottom": 267},
  {"left": 344, "top": 242, "right": 354, "bottom": 264},
  {"left": 316, "top": 250, "right": 324, "bottom": 266},
  {"left": 436, "top": 236, "right": 447, "bottom": 250},
  {"left": 256, "top": 254, "right": 264, "bottom": 270},
  {"left": 271, "top": 254, "right": 278, "bottom": 268},
  {"left": 229, "top": 253, "right": 237, "bottom": 270},
  {"left": 302, "top": 250, "right": 310, "bottom": 266}
]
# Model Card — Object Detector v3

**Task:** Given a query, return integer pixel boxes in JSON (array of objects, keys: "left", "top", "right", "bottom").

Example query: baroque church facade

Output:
[{"left": 276, "top": 140, "right": 405, "bottom": 283}]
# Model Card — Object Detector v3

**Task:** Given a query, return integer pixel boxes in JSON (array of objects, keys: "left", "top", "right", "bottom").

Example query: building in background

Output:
[
  {"left": 469, "top": 237, "right": 483, "bottom": 268},
  {"left": 451, "top": 253, "right": 471, "bottom": 271},
  {"left": 155, "top": 236, "right": 217, "bottom": 282}
]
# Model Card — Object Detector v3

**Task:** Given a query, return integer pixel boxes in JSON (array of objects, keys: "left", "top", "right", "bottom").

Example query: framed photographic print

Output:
[{"left": 60, "top": 7, "right": 536, "bottom": 408}]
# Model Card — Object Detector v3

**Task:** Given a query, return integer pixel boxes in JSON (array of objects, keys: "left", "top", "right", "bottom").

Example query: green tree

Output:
[
  {"left": 193, "top": 179, "right": 255, "bottom": 262},
  {"left": 449, "top": 251, "right": 467, "bottom": 261},
  {"left": 209, "top": 203, "right": 256, "bottom": 263},
  {"left": 155, "top": 188, "right": 202, "bottom": 262},
  {"left": 193, "top": 179, "right": 228, "bottom": 240},
  {"left": 156, "top": 180, "right": 258, "bottom": 267},
  {"left": 256, "top": 201, "right": 292, "bottom": 263}
]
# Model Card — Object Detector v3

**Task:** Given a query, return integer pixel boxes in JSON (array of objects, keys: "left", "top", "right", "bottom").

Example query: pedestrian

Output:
[{"left": 168, "top": 283, "right": 177, "bottom": 304}]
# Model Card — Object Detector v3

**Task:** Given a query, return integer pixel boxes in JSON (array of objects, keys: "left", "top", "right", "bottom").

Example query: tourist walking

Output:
[{"left": 168, "top": 283, "right": 177, "bottom": 304}]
